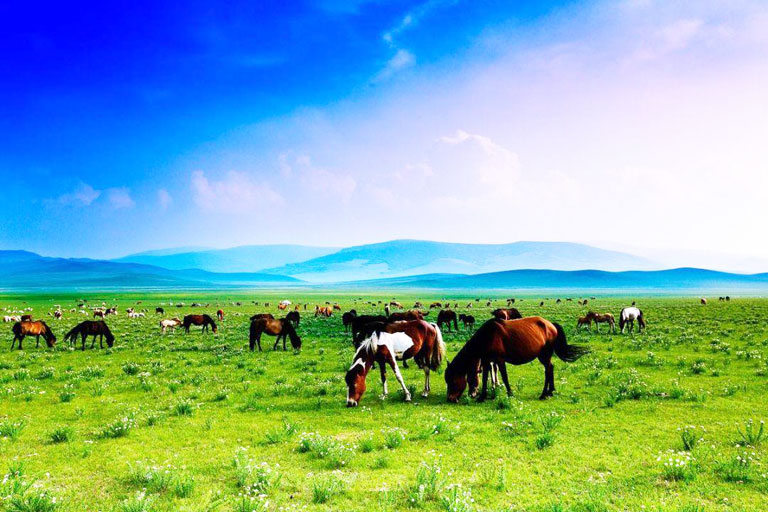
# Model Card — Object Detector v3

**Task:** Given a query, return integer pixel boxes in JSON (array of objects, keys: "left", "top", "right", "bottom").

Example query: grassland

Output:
[{"left": 1, "top": 293, "right": 767, "bottom": 511}]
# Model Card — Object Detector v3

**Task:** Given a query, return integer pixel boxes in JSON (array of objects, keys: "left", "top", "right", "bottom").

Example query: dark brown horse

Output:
[
  {"left": 183, "top": 314, "right": 218, "bottom": 334},
  {"left": 285, "top": 310, "right": 300, "bottom": 327},
  {"left": 458, "top": 314, "right": 475, "bottom": 330},
  {"left": 445, "top": 317, "right": 589, "bottom": 402},
  {"left": 389, "top": 310, "right": 427, "bottom": 322},
  {"left": 342, "top": 310, "right": 357, "bottom": 331},
  {"left": 64, "top": 320, "right": 114, "bottom": 350},
  {"left": 155, "top": 307, "right": 164, "bottom": 315},
  {"left": 345, "top": 320, "right": 445, "bottom": 406},
  {"left": 437, "top": 309, "right": 458, "bottom": 332},
  {"left": 249, "top": 317, "right": 301, "bottom": 351},
  {"left": 350, "top": 314, "right": 388, "bottom": 342},
  {"left": 491, "top": 308, "right": 522, "bottom": 321},
  {"left": 11, "top": 321, "right": 56, "bottom": 350}
]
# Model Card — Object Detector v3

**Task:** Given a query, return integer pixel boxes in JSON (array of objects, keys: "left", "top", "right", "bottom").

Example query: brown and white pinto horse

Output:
[
  {"left": 249, "top": 317, "right": 301, "bottom": 351},
  {"left": 11, "top": 321, "right": 56, "bottom": 350},
  {"left": 183, "top": 314, "right": 218, "bottom": 334},
  {"left": 445, "top": 317, "right": 589, "bottom": 402},
  {"left": 345, "top": 320, "right": 445, "bottom": 406}
]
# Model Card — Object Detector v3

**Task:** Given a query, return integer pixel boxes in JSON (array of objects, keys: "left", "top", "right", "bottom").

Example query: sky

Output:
[{"left": 2, "top": 0, "right": 768, "bottom": 270}]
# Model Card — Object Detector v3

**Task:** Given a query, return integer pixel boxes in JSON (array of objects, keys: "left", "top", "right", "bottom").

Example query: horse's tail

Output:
[
  {"left": 428, "top": 322, "right": 446, "bottom": 371},
  {"left": 552, "top": 322, "right": 590, "bottom": 363}
]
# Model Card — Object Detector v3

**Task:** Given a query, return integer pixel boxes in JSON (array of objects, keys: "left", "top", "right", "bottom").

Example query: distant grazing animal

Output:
[
  {"left": 342, "top": 310, "right": 357, "bottom": 331},
  {"left": 94, "top": 310, "right": 105, "bottom": 318},
  {"left": 278, "top": 303, "right": 288, "bottom": 311},
  {"left": 315, "top": 305, "right": 333, "bottom": 317},
  {"left": 588, "top": 312, "right": 615, "bottom": 333},
  {"left": 128, "top": 311, "right": 145, "bottom": 318},
  {"left": 126, "top": 307, "right": 135, "bottom": 314},
  {"left": 491, "top": 308, "right": 522, "bottom": 321},
  {"left": 285, "top": 310, "right": 300, "bottom": 327},
  {"left": 576, "top": 316, "right": 592, "bottom": 331},
  {"left": 445, "top": 317, "right": 589, "bottom": 402},
  {"left": 217, "top": 309, "right": 224, "bottom": 320},
  {"left": 539, "top": 301, "right": 545, "bottom": 307},
  {"left": 718, "top": 297, "right": 725, "bottom": 302},
  {"left": 53, "top": 310, "right": 62, "bottom": 319},
  {"left": 726, "top": 296, "right": 731, "bottom": 301},
  {"left": 64, "top": 320, "right": 114, "bottom": 350},
  {"left": 183, "top": 314, "right": 218, "bottom": 334},
  {"left": 437, "top": 309, "right": 458, "bottom": 332},
  {"left": 619, "top": 307, "right": 645, "bottom": 334},
  {"left": 155, "top": 307, "right": 164, "bottom": 315},
  {"left": 11, "top": 321, "right": 56, "bottom": 350},
  {"left": 700, "top": 298, "right": 707, "bottom": 305},
  {"left": 4, "top": 315, "right": 21, "bottom": 323},
  {"left": 458, "top": 314, "right": 475, "bottom": 330},
  {"left": 413, "top": 302, "right": 423, "bottom": 309},
  {"left": 345, "top": 320, "right": 445, "bottom": 406},
  {"left": 160, "top": 318, "right": 182, "bottom": 334},
  {"left": 465, "top": 303, "right": 473, "bottom": 309},
  {"left": 333, "top": 304, "right": 342, "bottom": 311},
  {"left": 249, "top": 317, "right": 301, "bottom": 351},
  {"left": 429, "top": 302, "right": 442, "bottom": 309},
  {"left": 389, "top": 301, "right": 402, "bottom": 309}
]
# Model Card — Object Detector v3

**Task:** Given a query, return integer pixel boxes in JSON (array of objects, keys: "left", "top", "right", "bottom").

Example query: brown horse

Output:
[
  {"left": 588, "top": 312, "right": 615, "bottom": 333},
  {"left": 345, "top": 320, "right": 445, "bottom": 406},
  {"left": 249, "top": 317, "right": 301, "bottom": 351},
  {"left": 216, "top": 309, "right": 224, "bottom": 320},
  {"left": 491, "top": 308, "right": 522, "bottom": 321},
  {"left": 445, "top": 317, "right": 589, "bottom": 402},
  {"left": 11, "top": 321, "right": 56, "bottom": 350},
  {"left": 315, "top": 305, "right": 333, "bottom": 317},
  {"left": 458, "top": 314, "right": 475, "bottom": 330},
  {"left": 576, "top": 315, "right": 592, "bottom": 331},
  {"left": 64, "top": 320, "right": 114, "bottom": 350},
  {"left": 183, "top": 314, "right": 218, "bottom": 334},
  {"left": 250, "top": 313, "right": 275, "bottom": 322},
  {"left": 437, "top": 309, "right": 458, "bottom": 332},
  {"left": 389, "top": 309, "right": 427, "bottom": 322}
]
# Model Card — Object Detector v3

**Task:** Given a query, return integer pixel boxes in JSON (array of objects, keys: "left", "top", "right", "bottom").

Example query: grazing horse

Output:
[
  {"left": 437, "top": 309, "right": 458, "bottom": 332},
  {"left": 183, "top": 314, "right": 218, "bottom": 334},
  {"left": 700, "top": 298, "right": 707, "bottom": 305},
  {"left": 576, "top": 315, "right": 592, "bottom": 331},
  {"left": 217, "top": 309, "right": 224, "bottom": 320},
  {"left": 11, "top": 321, "right": 56, "bottom": 350},
  {"left": 619, "top": 307, "right": 645, "bottom": 334},
  {"left": 345, "top": 320, "right": 446, "bottom": 406},
  {"left": 155, "top": 307, "right": 164, "bottom": 315},
  {"left": 315, "top": 305, "right": 333, "bottom": 317},
  {"left": 458, "top": 314, "right": 475, "bottom": 330},
  {"left": 64, "top": 321, "right": 114, "bottom": 350},
  {"left": 445, "top": 317, "right": 589, "bottom": 402},
  {"left": 278, "top": 303, "right": 288, "bottom": 311},
  {"left": 588, "top": 312, "right": 616, "bottom": 333},
  {"left": 342, "top": 310, "right": 357, "bottom": 331},
  {"left": 53, "top": 310, "right": 62, "bottom": 319},
  {"left": 249, "top": 317, "right": 301, "bottom": 351},
  {"left": 285, "top": 310, "right": 300, "bottom": 327},
  {"left": 491, "top": 308, "right": 522, "bottom": 321},
  {"left": 160, "top": 318, "right": 182, "bottom": 334},
  {"left": 94, "top": 310, "right": 105, "bottom": 318}
]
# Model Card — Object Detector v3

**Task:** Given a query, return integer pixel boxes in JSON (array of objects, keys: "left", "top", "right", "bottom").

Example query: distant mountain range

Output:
[
  {"left": 0, "top": 250, "right": 300, "bottom": 290},
  {"left": 259, "top": 240, "right": 659, "bottom": 282},
  {"left": 115, "top": 245, "right": 339, "bottom": 273},
  {"left": 2, "top": 240, "right": 768, "bottom": 292}
]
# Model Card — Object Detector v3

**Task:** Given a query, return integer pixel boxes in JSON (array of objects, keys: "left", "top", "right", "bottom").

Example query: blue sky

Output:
[{"left": 2, "top": 0, "right": 768, "bottom": 269}]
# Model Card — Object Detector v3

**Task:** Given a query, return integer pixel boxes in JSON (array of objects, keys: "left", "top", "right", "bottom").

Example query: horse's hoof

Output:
[
  {"left": 404, "top": 395, "right": 412, "bottom": 402},
  {"left": 421, "top": 391, "right": 429, "bottom": 398}
]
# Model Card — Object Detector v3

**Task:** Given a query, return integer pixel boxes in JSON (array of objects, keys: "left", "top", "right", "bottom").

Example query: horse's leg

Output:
[
  {"left": 477, "top": 361, "right": 490, "bottom": 402},
  {"left": 546, "top": 360, "right": 555, "bottom": 397},
  {"left": 257, "top": 332, "right": 262, "bottom": 352},
  {"left": 82, "top": 333, "right": 86, "bottom": 351},
  {"left": 282, "top": 332, "right": 288, "bottom": 351},
  {"left": 421, "top": 368, "right": 430, "bottom": 398},
  {"left": 273, "top": 333, "right": 281, "bottom": 351},
  {"left": 378, "top": 359, "right": 388, "bottom": 397},
  {"left": 498, "top": 362, "right": 513, "bottom": 397},
  {"left": 389, "top": 356, "right": 411, "bottom": 402},
  {"left": 538, "top": 357, "right": 550, "bottom": 400},
  {"left": 36, "top": 335, "right": 40, "bottom": 348}
]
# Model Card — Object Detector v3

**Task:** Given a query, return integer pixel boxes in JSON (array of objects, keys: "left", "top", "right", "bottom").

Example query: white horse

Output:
[
  {"left": 160, "top": 318, "right": 182, "bottom": 334},
  {"left": 3, "top": 315, "right": 21, "bottom": 322},
  {"left": 619, "top": 307, "right": 645, "bottom": 333},
  {"left": 128, "top": 311, "right": 145, "bottom": 319}
]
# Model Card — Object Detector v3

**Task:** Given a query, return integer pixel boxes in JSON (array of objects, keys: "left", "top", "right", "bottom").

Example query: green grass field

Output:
[{"left": 1, "top": 293, "right": 767, "bottom": 511}]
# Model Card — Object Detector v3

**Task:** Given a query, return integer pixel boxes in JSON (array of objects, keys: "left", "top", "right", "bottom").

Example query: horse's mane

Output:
[{"left": 449, "top": 318, "right": 502, "bottom": 373}]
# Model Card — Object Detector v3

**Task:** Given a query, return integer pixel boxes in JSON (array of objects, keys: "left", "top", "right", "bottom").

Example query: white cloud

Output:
[
  {"left": 58, "top": 183, "right": 101, "bottom": 206},
  {"left": 106, "top": 188, "right": 135, "bottom": 209},
  {"left": 374, "top": 49, "right": 415, "bottom": 81},
  {"left": 190, "top": 170, "right": 284, "bottom": 214},
  {"left": 157, "top": 188, "right": 172, "bottom": 209}
]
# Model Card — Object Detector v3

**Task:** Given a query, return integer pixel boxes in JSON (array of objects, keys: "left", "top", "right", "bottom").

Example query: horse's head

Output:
[
  {"left": 444, "top": 362, "right": 467, "bottom": 403},
  {"left": 637, "top": 314, "right": 646, "bottom": 330},
  {"left": 288, "top": 326, "right": 302, "bottom": 351},
  {"left": 45, "top": 330, "right": 57, "bottom": 348},
  {"left": 105, "top": 332, "right": 115, "bottom": 348},
  {"left": 345, "top": 357, "right": 368, "bottom": 407}
]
